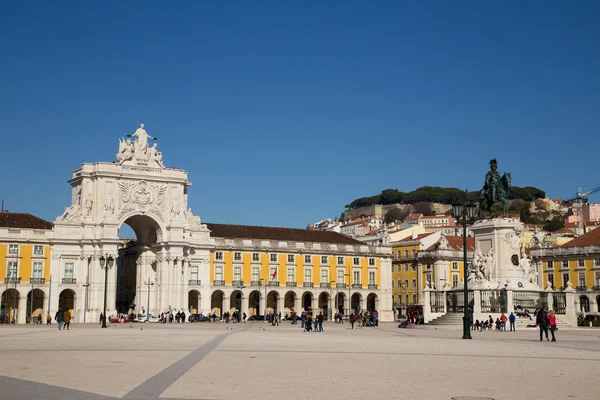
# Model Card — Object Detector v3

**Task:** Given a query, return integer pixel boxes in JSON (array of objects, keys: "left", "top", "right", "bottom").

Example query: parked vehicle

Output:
[
  {"left": 188, "top": 314, "right": 211, "bottom": 322},
  {"left": 133, "top": 314, "right": 160, "bottom": 323}
]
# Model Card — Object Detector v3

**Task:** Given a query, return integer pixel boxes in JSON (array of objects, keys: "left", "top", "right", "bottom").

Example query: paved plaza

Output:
[{"left": 0, "top": 322, "right": 598, "bottom": 400}]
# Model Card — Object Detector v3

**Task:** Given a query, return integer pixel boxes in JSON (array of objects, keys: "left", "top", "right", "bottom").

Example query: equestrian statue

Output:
[{"left": 478, "top": 158, "right": 511, "bottom": 216}]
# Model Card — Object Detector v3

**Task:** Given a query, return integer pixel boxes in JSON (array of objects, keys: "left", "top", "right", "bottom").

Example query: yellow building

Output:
[
  {"left": 416, "top": 235, "right": 473, "bottom": 291},
  {"left": 205, "top": 223, "right": 390, "bottom": 319},
  {"left": 0, "top": 212, "right": 53, "bottom": 324},
  {"left": 532, "top": 228, "right": 600, "bottom": 314}
]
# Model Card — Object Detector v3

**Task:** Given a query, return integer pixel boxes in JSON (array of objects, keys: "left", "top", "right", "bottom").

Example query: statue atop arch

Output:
[{"left": 116, "top": 124, "right": 164, "bottom": 168}]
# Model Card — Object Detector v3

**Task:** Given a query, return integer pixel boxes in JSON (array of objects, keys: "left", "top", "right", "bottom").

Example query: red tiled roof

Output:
[
  {"left": 559, "top": 227, "right": 600, "bottom": 248},
  {"left": 404, "top": 213, "right": 423, "bottom": 221},
  {"left": 205, "top": 223, "right": 363, "bottom": 245},
  {"left": 425, "top": 236, "right": 474, "bottom": 251},
  {"left": 398, "top": 232, "right": 434, "bottom": 243},
  {"left": 0, "top": 212, "right": 53, "bottom": 230}
]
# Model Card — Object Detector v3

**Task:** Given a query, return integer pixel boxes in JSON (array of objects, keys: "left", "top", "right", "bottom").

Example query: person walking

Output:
[
  {"left": 301, "top": 311, "right": 306, "bottom": 329},
  {"left": 536, "top": 307, "right": 549, "bottom": 341},
  {"left": 55, "top": 309, "right": 64, "bottom": 330},
  {"left": 548, "top": 310, "right": 557, "bottom": 342},
  {"left": 46, "top": 312, "right": 52, "bottom": 325},
  {"left": 63, "top": 309, "right": 71, "bottom": 330},
  {"left": 317, "top": 313, "right": 324, "bottom": 332},
  {"left": 349, "top": 313, "right": 356, "bottom": 329},
  {"left": 509, "top": 312, "right": 516, "bottom": 332},
  {"left": 99, "top": 312, "right": 103, "bottom": 325},
  {"left": 243, "top": 312, "right": 247, "bottom": 323},
  {"left": 500, "top": 313, "right": 507, "bottom": 331}
]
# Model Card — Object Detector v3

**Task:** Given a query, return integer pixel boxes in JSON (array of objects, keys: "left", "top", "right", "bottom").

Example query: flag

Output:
[{"left": 271, "top": 269, "right": 277, "bottom": 279}]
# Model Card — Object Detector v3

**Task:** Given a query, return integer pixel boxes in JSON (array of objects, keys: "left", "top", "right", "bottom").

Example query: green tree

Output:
[
  {"left": 543, "top": 217, "right": 564, "bottom": 232},
  {"left": 384, "top": 208, "right": 409, "bottom": 224}
]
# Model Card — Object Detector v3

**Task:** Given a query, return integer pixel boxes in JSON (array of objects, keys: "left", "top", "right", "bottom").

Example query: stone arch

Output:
[
  {"left": 351, "top": 292, "right": 362, "bottom": 314},
  {"left": 1, "top": 288, "right": 21, "bottom": 324},
  {"left": 118, "top": 213, "right": 164, "bottom": 245},
  {"left": 248, "top": 290, "right": 261, "bottom": 316},
  {"left": 230, "top": 290, "right": 242, "bottom": 313},
  {"left": 335, "top": 292, "right": 346, "bottom": 314},
  {"left": 579, "top": 295, "right": 590, "bottom": 313},
  {"left": 26, "top": 288, "right": 46, "bottom": 322},
  {"left": 267, "top": 290, "right": 279, "bottom": 313},
  {"left": 302, "top": 291, "right": 314, "bottom": 311},
  {"left": 284, "top": 291, "right": 297, "bottom": 312},
  {"left": 211, "top": 290, "right": 225, "bottom": 317},
  {"left": 59, "top": 289, "right": 76, "bottom": 318},
  {"left": 188, "top": 290, "right": 200, "bottom": 314},
  {"left": 367, "top": 293, "right": 378, "bottom": 313}
]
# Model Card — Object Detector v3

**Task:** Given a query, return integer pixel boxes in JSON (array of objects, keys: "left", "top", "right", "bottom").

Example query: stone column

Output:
[
  {"left": 294, "top": 295, "right": 301, "bottom": 316},
  {"left": 18, "top": 290, "right": 27, "bottom": 324},
  {"left": 545, "top": 286, "right": 554, "bottom": 311},
  {"left": 360, "top": 295, "right": 367, "bottom": 313},
  {"left": 241, "top": 289, "right": 249, "bottom": 319},
  {"left": 473, "top": 290, "right": 482, "bottom": 321},
  {"left": 423, "top": 286, "right": 431, "bottom": 323},
  {"left": 564, "top": 286, "right": 577, "bottom": 326},
  {"left": 276, "top": 293, "right": 284, "bottom": 315},
  {"left": 223, "top": 296, "right": 230, "bottom": 317},
  {"left": 505, "top": 290, "right": 513, "bottom": 314}
]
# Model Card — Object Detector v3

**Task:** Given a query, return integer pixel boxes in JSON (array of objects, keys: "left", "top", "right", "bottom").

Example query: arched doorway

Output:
[
  {"left": 248, "top": 290, "right": 261, "bottom": 316},
  {"left": 211, "top": 290, "right": 225, "bottom": 317},
  {"left": 230, "top": 290, "right": 242, "bottom": 313},
  {"left": 302, "top": 292, "right": 313, "bottom": 312},
  {"left": 351, "top": 293, "right": 362, "bottom": 314},
  {"left": 1, "top": 289, "right": 20, "bottom": 324},
  {"left": 318, "top": 292, "right": 329, "bottom": 318},
  {"left": 284, "top": 291, "right": 297, "bottom": 313},
  {"left": 59, "top": 289, "right": 76, "bottom": 318},
  {"left": 26, "top": 289, "right": 45, "bottom": 322},
  {"left": 580, "top": 295, "right": 590, "bottom": 313},
  {"left": 336, "top": 292, "right": 346, "bottom": 314},
  {"left": 367, "top": 293, "right": 377, "bottom": 312},
  {"left": 188, "top": 290, "right": 200, "bottom": 314},
  {"left": 267, "top": 291, "right": 278, "bottom": 313}
]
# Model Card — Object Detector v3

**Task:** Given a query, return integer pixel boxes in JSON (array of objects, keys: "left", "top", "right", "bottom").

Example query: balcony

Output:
[
  {"left": 232, "top": 280, "right": 244, "bottom": 287},
  {"left": 287, "top": 281, "right": 297, "bottom": 287},
  {"left": 5, "top": 277, "right": 21, "bottom": 284},
  {"left": 368, "top": 284, "right": 378, "bottom": 289},
  {"left": 352, "top": 284, "right": 362, "bottom": 289},
  {"left": 188, "top": 279, "right": 201, "bottom": 285},
  {"left": 213, "top": 280, "right": 225, "bottom": 286},
  {"left": 576, "top": 286, "right": 589, "bottom": 292},
  {"left": 269, "top": 281, "right": 280, "bottom": 287},
  {"left": 62, "top": 278, "right": 76, "bottom": 284},
  {"left": 30, "top": 278, "right": 45, "bottom": 284},
  {"left": 320, "top": 283, "right": 330, "bottom": 288},
  {"left": 250, "top": 280, "right": 261, "bottom": 287},
  {"left": 303, "top": 282, "right": 314, "bottom": 288},
  {"left": 336, "top": 283, "right": 347, "bottom": 288}
]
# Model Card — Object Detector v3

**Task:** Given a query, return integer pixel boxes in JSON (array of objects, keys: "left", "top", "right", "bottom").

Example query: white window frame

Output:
[
  {"left": 562, "top": 272, "right": 569, "bottom": 287},
  {"left": 8, "top": 244, "right": 19, "bottom": 255},
  {"left": 404, "top": 264, "right": 408, "bottom": 272},
  {"left": 215, "top": 265, "right": 223, "bottom": 281},
  {"left": 368, "top": 258, "right": 375, "bottom": 266},
  {"left": 190, "top": 265, "right": 199, "bottom": 281},
  {"left": 321, "top": 256, "right": 328, "bottom": 264},
  {"left": 353, "top": 257, "right": 360, "bottom": 265},
  {"left": 547, "top": 261, "right": 553, "bottom": 269},
  {"left": 337, "top": 269, "right": 345, "bottom": 284},
  {"left": 215, "top": 252, "right": 223, "bottom": 261},
  {"left": 578, "top": 259, "right": 585, "bottom": 268},
  {"left": 287, "top": 267, "right": 295, "bottom": 282},
  {"left": 304, "top": 255, "right": 312, "bottom": 264},
  {"left": 269, "top": 266, "right": 277, "bottom": 281},
  {"left": 452, "top": 262, "right": 458, "bottom": 270},
  {"left": 548, "top": 272, "right": 554, "bottom": 286},
  {"left": 353, "top": 270, "right": 360, "bottom": 285},
  {"left": 452, "top": 274, "right": 458, "bottom": 287},
  {"left": 578, "top": 272, "right": 586, "bottom": 288},
  {"left": 7, "top": 261, "right": 18, "bottom": 279},
  {"left": 320, "top": 269, "right": 328, "bottom": 283},
  {"left": 304, "top": 268, "right": 312, "bottom": 283},
  {"left": 233, "top": 265, "right": 242, "bottom": 281},
  {"left": 288, "top": 254, "right": 295, "bottom": 263},
  {"left": 64, "top": 262, "right": 74, "bottom": 279},
  {"left": 33, "top": 261, "right": 43, "bottom": 279},
  {"left": 369, "top": 271, "right": 376, "bottom": 285},
  {"left": 234, "top": 252, "right": 242, "bottom": 261},
  {"left": 595, "top": 259, "right": 600, "bottom": 267},
  {"left": 270, "top": 254, "right": 277, "bottom": 263},
  {"left": 252, "top": 253, "right": 260, "bottom": 262},
  {"left": 412, "top": 279, "right": 416, "bottom": 288},
  {"left": 252, "top": 266, "right": 260, "bottom": 282},
  {"left": 337, "top": 256, "right": 344, "bottom": 265},
  {"left": 33, "top": 245, "right": 44, "bottom": 256},
  {"left": 391, "top": 280, "right": 395, "bottom": 289},
  {"left": 562, "top": 260, "right": 569, "bottom": 269}
]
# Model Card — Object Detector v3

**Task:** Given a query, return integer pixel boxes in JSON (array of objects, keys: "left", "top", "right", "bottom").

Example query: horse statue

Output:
[{"left": 478, "top": 159, "right": 511, "bottom": 216}]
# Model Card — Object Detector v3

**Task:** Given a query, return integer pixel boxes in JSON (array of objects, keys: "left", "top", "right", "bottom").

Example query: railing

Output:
[
  {"left": 303, "top": 282, "right": 314, "bottom": 287},
  {"left": 30, "top": 278, "right": 45, "bottom": 284},
  {"left": 5, "top": 277, "right": 21, "bottom": 284},
  {"left": 336, "top": 283, "right": 347, "bottom": 288},
  {"left": 319, "top": 283, "right": 330, "bottom": 288},
  {"left": 368, "top": 284, "right": 378, "bottom": 289},
  {"left": 576, "top": 286, "right": 588, "bottom": 292},
  {"left": 232, "top": 280, "right": 244, "bottom": 287},
  {"left": 553, "top": 292, "right": 567, "bottom": 315},
  {"left": 250, "top": 280, "right": 261, "bottom": 287},
  {"left": 287, "top": 281, "right": 297, "bottom": 287},
  {"left": 352, "top": 284, "right": 362, "bottom": 289},
  {"left": 512, "top": 291, "right": 541, "bottom": 312},
  {"left": 188, "top": 280, "right": 201, "bottom": 285},
  {"left": 62, "top": 278, "right": 76, "bottom": 284},
  {"left": 430, "top": 292, "right": 445, "bottom": 313},
  {"left": 446, "top": 291, "right": 474, "bottom": 313},
  {"left": 481, "top": 290, "right": 507, "bottom": 313},
  {"left": 270, "top": 281, "right": 280, "bottom": 287},
  {"left": 213, "top": 280, "right": 225, "bottom": 286}
]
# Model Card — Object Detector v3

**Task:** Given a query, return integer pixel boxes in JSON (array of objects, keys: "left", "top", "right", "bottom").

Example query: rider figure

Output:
[{"left": 484, "top": 159, "right": 501, "bottom": 202}]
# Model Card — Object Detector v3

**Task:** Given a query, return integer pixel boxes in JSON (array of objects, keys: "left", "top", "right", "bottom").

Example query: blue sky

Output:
[{"left": 1, "top": 1, "right": 599, "bottom": 229}]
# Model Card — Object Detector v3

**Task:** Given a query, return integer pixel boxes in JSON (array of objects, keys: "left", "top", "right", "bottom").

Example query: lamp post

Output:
[
  {"left": 452, "top": 196, "right": 477, "bottom": 340},
  {"left": 260, "top": 278, "right": 267, "bottom": 319},
  {"left": 236, "top": 284, "right": 245, "bottom": 322},
  {"left": 145, "top": 279, "right": 154, "bottom": 323},
  {"left": 329, "top": 280, "right": 335, "bottom": 321},
  {"left": 345, "top": 273, "right": 351, "bottom": 315},
  {"left": 99, "top": 254, "right": 114, "bottom": 328}
]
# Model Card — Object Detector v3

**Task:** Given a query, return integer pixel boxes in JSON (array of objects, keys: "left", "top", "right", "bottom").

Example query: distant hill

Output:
[{"left": 345, "top": 186, "right": 546, "bottom": 209}]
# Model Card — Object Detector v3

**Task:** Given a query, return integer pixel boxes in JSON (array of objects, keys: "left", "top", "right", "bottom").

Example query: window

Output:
[
  {"left": 404, "top": 279, "right": 408, "bottom": 289},
  {"left": 234, "top": 265, "right": 242, "bottom": 281},
  {"left": 353, "top": 257, "right": 360, "bottom": 265},
  {"left": 595, "top": 259, "right": 600, "bottom": 267},
  {"left": 404, "top": 250, "right": 408, "bottom": 258},
  {"left": 215, "top": 252, "right": 223, "bottom": 260},
  {"left": 234, "top": 252, "right": 242, "bottom": 261},
  {"left": 337, "top": 256, "right": 344, "bottom": 265},
  {"left": 8, "top": 245, "right": 18, "bottom": 254},
  {"left": 391, "top": 280, "right": 395, "bottom": 289},
  {"left": 412, "top": 294, "right": 417, "bottom": 304},
  {"left": 7, "top": 261, "right": 18, "bottom": 279},
  {"left": 392, "top": 294, "right": 395, "bottom": 304},
  {"left": 404, "top": 264, "right": 409, "bottom": 272},
  {"left": 394, "top": 279, "right": 400, "bottom": 288},
  {"left": 369, "top": 271, "right": 376, "bottom": 285},
  {"left": 547, "top": 261, "right": 553, "bottom": 269},
  {"left": 190, "top": 265, "right": 198, "bottom": 282},
  {"left": 215, "top": 265, "right": 223, "bottom": 281},
  {"left": 337, "top": 269, "right": 345, "bottom": 284},
  {"left": 353, "top": 271, "right": 360, "bottom": 285},
  {"left": 269, "top": 266, "right": 277, "bottom": 281},
  {"left": 596, "top": 272, "right": 600, "bottom": 287},
  {"left": 369, "top": 258, "right": 375, "bottom": 266},
  {"left": 426, "top": 263, "right": 431, "bottom": 270},
  {"left": 33, "top": 262, "right": 43, "bottom": 279},
  {"left": 252, "top": 253, "right": 260, "bottom": 262},
  {"left": 405, "top": 294, "right": 409, "bottom": 305},
  {"left": 252, "top": 266, "right": 260, "bottom": 282},
  {"left": 562, "top": 260, "right": 569, "bottom": 269},
  {"left": 562, "top": 272, "right": 569, "bottom": 287},
  {"left": 304, "top": 268, "right": 312, "bottom": 283},
  {"left": 548, "top": 273, "right": 554, "bottom": 286},
  {"left": 578, "top": 259, "right": 585, "bottom": 268},
  {"left": 412, "top": 279, "right": 416, "bottom": 288},
  {"left": 425, "top": 273, "right": 431, "bottom": 283},
  {"left": 452, "top": 274, "right": 458, "bottom": 287},
  {"left": 412, "top": 264, "right": 416, "bottom": 272},
  {"left": 321, "top": 256, "right": 328, "bottom": 264},
  {"left": 412, "top": 249, "right": 416, "bottom": 258},
  {"left": 304, "top": 255, "right": 312, "bottom": 264},
  {"left": 287, "top": 267, "right": 295, "bottom": 282},
  {"left": 578, "top": 272, "right": 586, "bottom": 288},
  {"left": 64, "top": 262, "right": 74, "bottom": 279},
  {"left": 321, "top": 269, "right": 328, "bottom": 283},
  {"left": 33, "top": 245, "right": 44, "bottom": 256},
  {"left": 288, "top": 254, "right": 295, "bottom": 263},
  {"left": 452, "top": 262, "right": 458, "bottom": 270},
  {"left": 269, "top": 254, "right": 277, "bottom": 263}
]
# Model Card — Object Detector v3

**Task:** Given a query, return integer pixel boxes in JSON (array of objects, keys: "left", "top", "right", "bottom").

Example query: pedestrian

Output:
[
  {"left": 313, "top": 315, "right": 318, "bottom": 332},
  {"left": 63, "top": 309, "right": 71, "bottom": 330},
  {"left": 181, "top": 311, "right": 186, "bottom": 323},
  {"left": 301, "top": 311, "right": 306, "bottom": 329},
  {"left": 536, "top": 307, "right": 549, "bottom": 342},
  {"left": 55, "top": 309, "right": 64, "bottom": 330},
  {"left": 509, "top": 312, "right": 516, "bottom": 332},
  {"left": 548, "top": 310, "right": 557, "bottom": 342},
  {"left": 243, "top": 312, "right": 247, "bottom": 323},
  {"left": 500, "top": 313, "right": 507, "bottom": 331},
  {"left": 99, "top": 312, "right": 103, "bottom": 325},
  {"left": 349, "top": 313, "right": 356, "bottom": 329},
  {"left": 46, "top": 312, "right": 52, "bottom": 325},
  {"left": 318, "top": 313, "right": 324, "bottom": 332}
]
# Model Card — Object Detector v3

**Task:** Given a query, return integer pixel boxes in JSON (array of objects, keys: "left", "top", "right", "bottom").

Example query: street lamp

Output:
[
  {"left": 260, "top": 278, "right": 267, "bottom": 319},
  {"left": 452, "top": 196, "right": 477, "bottom": 340},
  {"left": 145, "top": 279, "right": 154, "bottom": 323},
  {"left": 329, "top": 280, "right": 335, "bottom": 320},
  {"left": 236, "top": 283, "right": 245, "bottom": 322},
  {"left": 345, "top": 273, "right": 351, "bottom": 315},
  {"left": 99, "top": 254, "right": 114, "bottom": 328}
]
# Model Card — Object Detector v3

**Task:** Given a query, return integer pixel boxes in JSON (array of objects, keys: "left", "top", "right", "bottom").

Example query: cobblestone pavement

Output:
[{"left": 0, "top": 321, "right": 598, "bottom": 399}]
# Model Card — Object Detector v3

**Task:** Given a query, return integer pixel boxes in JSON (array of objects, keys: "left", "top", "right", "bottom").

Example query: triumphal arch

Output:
[{"left": 51, "top": 124, "right": 213, "bottom": 322}]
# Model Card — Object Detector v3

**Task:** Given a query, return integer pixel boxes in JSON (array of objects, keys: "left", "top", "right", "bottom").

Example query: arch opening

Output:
[{"left": 188, "top": 290, "right": 200, "bottom": 314}]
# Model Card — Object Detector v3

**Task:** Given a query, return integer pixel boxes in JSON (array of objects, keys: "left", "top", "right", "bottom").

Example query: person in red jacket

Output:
[
  {"left": 548, "top": 310, "right": 557, "bottom": 342},
  {"left": 349, "top": 313, "right": 356, "bottom": 329}
]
